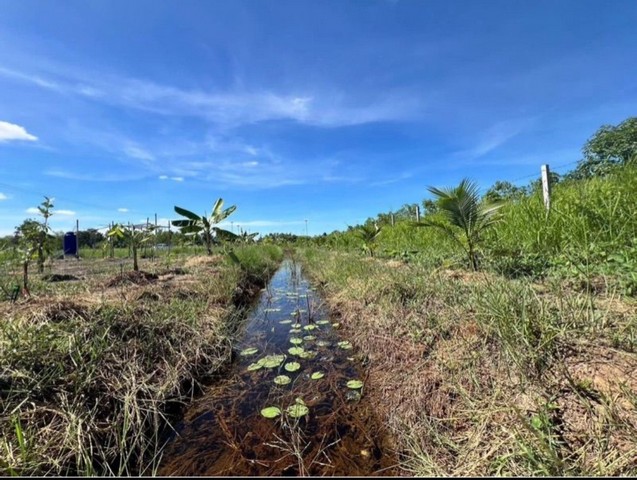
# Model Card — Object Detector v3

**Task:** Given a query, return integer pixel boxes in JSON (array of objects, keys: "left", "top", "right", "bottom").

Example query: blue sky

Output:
[{"left": 1, "top": 0, "right": 636, "bottom": 237}]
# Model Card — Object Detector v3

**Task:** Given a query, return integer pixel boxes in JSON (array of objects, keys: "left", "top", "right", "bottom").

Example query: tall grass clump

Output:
[
  {"left": 486, "top": 164, "right": 637, "bottom": 282},
  {"left": 1, "top": 246, "right": 283, "bottom": 476},
  {"left": 298, "top": 247, "right": 637, "bottom": 476}
]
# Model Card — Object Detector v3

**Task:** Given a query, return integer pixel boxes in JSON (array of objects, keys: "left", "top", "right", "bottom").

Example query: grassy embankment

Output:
[
  {"left": 299, "top": 166, "right": 637, "bottom": 475},
  {"left": 1, "top": 244, "right": 282, "bottom": 476}
]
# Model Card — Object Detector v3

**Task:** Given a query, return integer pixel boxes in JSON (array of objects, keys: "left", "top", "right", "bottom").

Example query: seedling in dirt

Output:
[{"left": 107, "top": 223, "right": 156, "bottom": 272}]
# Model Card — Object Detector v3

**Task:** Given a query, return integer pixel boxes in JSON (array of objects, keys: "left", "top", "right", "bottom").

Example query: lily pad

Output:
[
  {"left": 258, "top": 354, "right": 286, "bottom": 369},
  {"left": 247, "top": 362, "right": 263, "bottom": 372},
  {"left": 261, "top": 406, "right": 282, "bottom": 418},
  {"left": 288, "top": 347, "right": 305, "bottom": 356},
  {"left": 316, "top": 340, "right": 331, "bottom": 347},
  {"left": 274, "top": 375, "right": 292, "bottom": 385},
  {"left": 332, "top": 322, "right": 341, "bottom": 328},
  {"left": 289, "top": 337, "right": 303, "bottom": 345},
  {"left": 303, "top": 335, "right": 316, "bottom": 341},
  {"left": 311, "top": 372, "right": 325, "bottom": 380},
  {"left": 284, "top": 362, "right": 301, "bottom": 372},
  {"left": 279, "top": 319, "right": 293, "bottom": 324},
  {"left": 286, "top": 403, "right": 309, "bottom": 418},
  {"left": 346, "top": 379, "right": 364, "bottom": 389},
  {"left": 337, "top": 341, "right": 353, "bottom": 350},
  {"left": 240, "top": 347, "right": 259, "bottom": 356},
  {"left": 303, "top": 324, "right": 318, "bottom": 331},
  {"left": 316, "top": 320, "right": 331, "bottom": 325},
  {"left": 299, "top": 350, "right": 317, "bottom": 359}
]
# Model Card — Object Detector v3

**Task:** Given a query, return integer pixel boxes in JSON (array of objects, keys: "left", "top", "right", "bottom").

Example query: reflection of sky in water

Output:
[{"left": 159, "top": 259, "right": 393, "bottom": 476}]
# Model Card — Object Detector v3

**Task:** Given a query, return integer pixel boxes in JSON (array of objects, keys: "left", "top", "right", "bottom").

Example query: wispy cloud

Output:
[
  {"left": 159, "top": 175, "right": 184, "bottom": 182},
  {"left": 117, "top": 208, "right": 129, "bottom": 213},
  {"left": 124, "top": 144, "right": 155, "bottom": 162},
  {"left": 45, "top": 169, "right": 147, "bottom": 182},
  {"left": 369, "top": 171, "right": 414, "bottom": 187},
  {"left": 0, "top": 193, "right": 8, "bottom": 200},
  {"left": 0, "top": 63, "right": 422, "bottom": 128},
  {"left": 0, "top": 120, "right": 38, "bottom": 143},
  {"left": 25, "top": 207, "right": 39, "bottom": 215},
  {"left": 56, "top": 209, "right": 76, "bottom": 216},
  {"left": 454, "top": 118, "right": 537, "bottom": 160}
]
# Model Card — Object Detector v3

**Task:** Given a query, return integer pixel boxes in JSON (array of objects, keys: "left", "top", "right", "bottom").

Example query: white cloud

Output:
[
  {"left": 56, "top": 209, "right": 76, "bottom": 216},
  {"left": 118, "top": 208, "right": 129, "bottom": 213},
  {"left": 0, "top": 65, "right": 421, "bottom": 128},
  {"left": 0, "top": 120, "right": 38, "bottom": 143},
  {"left": 124, "top": 144, "right": 155, "bottom": 162},
  {"left": 0, "top": 193, "right": 8, "bottom": 200},
  {"left": 25, "top": 207, "right": 39, "bottom": 214},
  {"left": 158, "top": 175, "right": 184, "bottom": 182}
]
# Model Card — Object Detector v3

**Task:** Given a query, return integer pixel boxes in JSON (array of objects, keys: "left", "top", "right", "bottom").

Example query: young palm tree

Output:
[
  {"left": 355, "top": 222, "right": 382, "bottom": 257},
  {"left": 172, "top": 198, "right": 237, "bottom": 255},
  {"left": 422, "top": 178, "right": 502, "bottom": 271}
]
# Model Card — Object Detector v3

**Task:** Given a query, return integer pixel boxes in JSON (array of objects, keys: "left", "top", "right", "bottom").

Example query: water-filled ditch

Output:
[{"left": 158, "top": 258, "right": 396, "bottom": 476}]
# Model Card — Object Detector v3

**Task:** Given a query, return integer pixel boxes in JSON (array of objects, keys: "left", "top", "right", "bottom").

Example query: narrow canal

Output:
[{"left": 158, "top": 258, "right": 396, "bottom": 476}]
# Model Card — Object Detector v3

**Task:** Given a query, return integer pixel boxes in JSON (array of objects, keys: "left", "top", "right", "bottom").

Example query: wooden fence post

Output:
[{"left": 541, "top": 164, "right": 551, "bottom": 212}]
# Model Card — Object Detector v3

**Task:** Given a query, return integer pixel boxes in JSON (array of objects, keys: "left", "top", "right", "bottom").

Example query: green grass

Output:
[
  {"left": 298, "top": 247, "right": 637, "bottom": 476},
  {"left": 0, "top": 245, "right": 282, "bottom": 476}
]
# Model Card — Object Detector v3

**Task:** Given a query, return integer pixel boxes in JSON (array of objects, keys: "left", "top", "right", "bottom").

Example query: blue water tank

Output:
[{"left": 63, "top": 232, "right": 78, "bottom": 255}]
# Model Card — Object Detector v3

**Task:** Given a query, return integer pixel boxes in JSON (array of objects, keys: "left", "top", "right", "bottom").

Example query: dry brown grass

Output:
[
  {"left": 1, "top": 249, "right": 282, "bottom": 476},
  {"left": 300, "top": 248, "right": 637, "bottom": 476}
]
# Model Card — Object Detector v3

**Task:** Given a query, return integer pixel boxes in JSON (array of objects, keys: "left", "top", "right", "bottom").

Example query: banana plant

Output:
[
  {"left": 107, "top": 223, "right": 156, "bottom": 271},
  {"left": 172, "top": 198, "right": 238, "bottom": 255}
]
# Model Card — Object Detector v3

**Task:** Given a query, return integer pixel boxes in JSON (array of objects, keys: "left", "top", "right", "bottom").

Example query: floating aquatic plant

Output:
[
  {"left": 303, "top": 324, "right": 317, "bottom": 331},
  {"left": 279, "top": 319, "right": 292, "bottom": 324},
  {"left": 258, "top": 354, "right": 286, "bottom": 368},
  {"left": 299, "top": 350, "right": 317, "bottom": 359},
  {"left": 289, "top": 337, "right": 303, "bottom": 345},
  {"left": 337, "top": 341, "right": 353, "bottom": 350},
  {"left": 284, "top": 362, "right": 301, "bottom": 372},
  {"left": 274, "top": 375, "right": 291, "bottom": 385},
  {"left": 261, "top": 406, "right": 282, "bottom": 418},
  {"left": 332, "top": 322, "right": 341, "bottom": 328},
  {"left": 311, "top": 372, "right": 325, "bottom": 380},
  {"left": 346, "top": 379, "right": 364, "bottom": 389},
  {"left": 316, "top": 320, "right": 330, "bottom": 325},
  {"left": 288, "top": 347, "right": 305, "bottom": 356},
  {"left": 286, "top": 399, "right": 309, "bottom": 418},
  {"left": 303, "top": 335, "right": 316, "bottom": 341},
  {"left": 240, "top": 347, "right": 259, "bottom": 356},
  {"left": 316, "top": 340, "right": 331, "bottom": 347},
  {"left": 247, "top": 362, "right": 263, "bottom": 372}
]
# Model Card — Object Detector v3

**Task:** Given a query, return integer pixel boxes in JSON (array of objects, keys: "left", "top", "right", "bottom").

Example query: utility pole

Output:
[{"left": 415, "top": 205, "right": 421, "bottom": 223}]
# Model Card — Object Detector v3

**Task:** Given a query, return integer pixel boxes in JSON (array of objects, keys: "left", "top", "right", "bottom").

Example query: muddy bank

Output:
[
  {"left": 1, "top": 247, "right": 283, "bottom": 476},
  {"left": 158, "top": 259, "right": 397, "bottom": 476}
]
